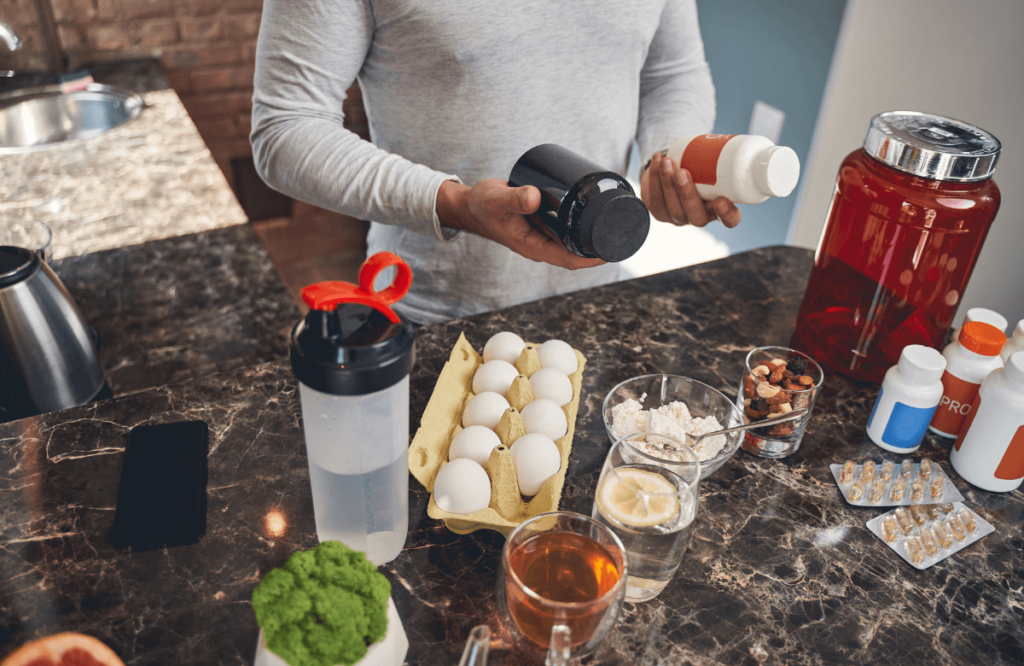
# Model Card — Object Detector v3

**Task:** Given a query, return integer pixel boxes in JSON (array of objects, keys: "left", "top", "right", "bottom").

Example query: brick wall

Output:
[{"left": 43, "top": 0, "right": 370, "bottom": 191}]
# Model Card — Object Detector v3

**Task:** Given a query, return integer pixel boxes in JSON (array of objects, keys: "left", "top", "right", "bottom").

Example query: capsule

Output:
[
  {"left": 910, "top": 479, "right": 925, "bottom": 502},
  {"left": 861, "top": 460, "right": 876, "bottom": 483},
  {"left": 947, "top": 515, "right": 967, "bottom": 541},
  {"left": 839, "top": 460, "right": 856, "bottom": 484},
  {"left": 881, "top": 515, "right": 901, "bottom": 543},
  {"left": 879, "top": 460, "right": 895, "bottom": 483},
  {"left": 904, "top": 535, "right": 926, "bottom": 566},
  {"left": 909, "top": 505, "right": 929, "bottom": 526},
  {"left": 959, "top": 508, "right": 978, "bottom": 533},
  {"left": 890, "top": 478, "right": 906, "bottom": 502},
  {"left": 932, "top": 522, "right": 953, "bottom": 548},
  {"left": 925, "top": 504, "right": 942, "bottom": 520},
  {"left": 849, "top": 479, "right": 866, "bottom": 502},
  {"left": 919, "top": 526, "right": 939, "bottom": 556},
  {"left": 869, "top": 479, "right": 886, "bottom": 503},
  {"left": 894, "top": 507, "right": 914, "bottom": 535},
  {"left": 939, "top": 503, "right": 954, "bottom": 514},
  {"left": 900, "top": 459, "right": 913, "bottom": 479},
  {"left": 918, "top": 458, "right": 932, "bottom": 480},
  {"left": 929, "top": 474, "right": 945, "bottom": 500}
]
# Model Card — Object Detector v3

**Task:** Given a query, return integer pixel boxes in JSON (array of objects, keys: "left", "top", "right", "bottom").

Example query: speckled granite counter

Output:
[
  {"left": 0, "top": 60, "right": 247, "bottom": 260},
  {"left": 0, "top": 247, "right": 1021, "bottom": 665}
]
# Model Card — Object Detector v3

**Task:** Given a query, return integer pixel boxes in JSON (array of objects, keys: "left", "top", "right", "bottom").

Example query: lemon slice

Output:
[{"left": 597, "top": 467, "right": 679, "bottom": 527}]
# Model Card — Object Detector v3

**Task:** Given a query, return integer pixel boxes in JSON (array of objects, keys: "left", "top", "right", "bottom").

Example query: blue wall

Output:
[{"left": 696, "top": 0, "right": 846, "bottom": 253}]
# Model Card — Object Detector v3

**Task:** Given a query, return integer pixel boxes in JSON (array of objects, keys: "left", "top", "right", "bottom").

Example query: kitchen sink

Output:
[{"left": 0, "top": 83, "right": 143, "bottom": 153}]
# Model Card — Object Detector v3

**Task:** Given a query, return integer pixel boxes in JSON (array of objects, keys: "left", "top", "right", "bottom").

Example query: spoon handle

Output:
[{"left": 692, "top": 408, "right": 808, "bottom": 444}]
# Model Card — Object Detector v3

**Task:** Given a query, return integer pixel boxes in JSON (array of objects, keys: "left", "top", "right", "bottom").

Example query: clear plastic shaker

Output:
[{"left": 290, "top": 252, "right": 416, "bottom": 565}]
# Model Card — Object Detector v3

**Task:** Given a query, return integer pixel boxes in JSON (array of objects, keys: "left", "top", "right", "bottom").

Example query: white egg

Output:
[
  {"left": 510, "top": 433, "right": 562, "bottom": 496},
  {"left": 483, "top": 331, "right": 526, "bottom": 365},
  {"left": 433, "top": 458, "right": 491, "bottom": 514},
  {"left": 538, "top": 339, "right": 578, "bottom": 375},
  {"left": 528, "top": 368, "right": 574, "bottom": 407},
  {"left": 473, "top": 360, "right": 520, "bottom": 397},
  {"left": 462, "top": 391, "right": 510, "bottom": 430},
  {"left": 449, "top": 425, "right": 502, "bottom": 466},
  {"left": 520, "top": 399, "right": 568, "bottom": 442}
]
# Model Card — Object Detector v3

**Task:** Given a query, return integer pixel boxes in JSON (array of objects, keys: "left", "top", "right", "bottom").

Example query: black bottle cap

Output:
[
  {"left": 578, "top": 190, "right": 650, "bottom": 262},
  {"left": 290, "top": 303, "right": 415, "bottom": 396},
  {"left": 0, "top": 246, "right": 40, "bottom": 288}
]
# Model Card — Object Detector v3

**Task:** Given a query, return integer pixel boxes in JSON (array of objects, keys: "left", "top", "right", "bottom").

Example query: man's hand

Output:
[
  {"left": 436, "top": 179, "right": 606, "bottom": 271},
  {"left": 641, "top": 152, "right": 741, "bottom": 228}
]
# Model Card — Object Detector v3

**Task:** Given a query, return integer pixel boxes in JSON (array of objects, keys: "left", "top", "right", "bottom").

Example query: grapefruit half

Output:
[{"left": 1, "top": 632, "right": 125, "bottom": 666}]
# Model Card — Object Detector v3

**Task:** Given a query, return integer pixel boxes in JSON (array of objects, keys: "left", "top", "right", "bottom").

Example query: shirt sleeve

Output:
[
  {"left": 250, "top": 0, "right": 461, "bottom": 242},
  {"left": 636, "top": 0, "right": 717, "bottom": 164}
]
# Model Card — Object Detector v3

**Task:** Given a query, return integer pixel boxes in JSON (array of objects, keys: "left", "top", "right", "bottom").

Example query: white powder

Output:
[{"left": 610, "top": 398, "right": 727, "bottom": 462}]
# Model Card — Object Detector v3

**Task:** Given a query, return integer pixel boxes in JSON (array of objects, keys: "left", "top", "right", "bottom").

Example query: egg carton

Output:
[
  {"left": 408, "top": 332, "right": 585, "bottom": 536},
  {"left": 829, "top": 460, "right": 964, "bottom": 507},
  {"left": 866, "top": 503, "right": 994, "bottom": 570}
]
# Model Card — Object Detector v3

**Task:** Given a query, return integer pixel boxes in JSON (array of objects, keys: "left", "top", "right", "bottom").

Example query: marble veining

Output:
[
  {"left": 0, "top": 247, "right": 1021, "bottom": 665},
  {"left": 0, "top": 64, "right": 246, "bottom": 260}
]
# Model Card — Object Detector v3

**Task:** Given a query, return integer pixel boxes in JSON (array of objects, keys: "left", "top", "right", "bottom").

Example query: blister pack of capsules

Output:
[
  {"left": 865, "top": 502, "right": 994, "bottom": 570},
  {"left": 829, "top": 458, "right": 964, "bottom": 507}
]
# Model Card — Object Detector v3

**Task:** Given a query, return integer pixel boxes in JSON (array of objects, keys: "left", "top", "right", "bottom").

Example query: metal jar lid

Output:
[{"left": 863, "top": 111, "right": 1001, "bottom": 182}]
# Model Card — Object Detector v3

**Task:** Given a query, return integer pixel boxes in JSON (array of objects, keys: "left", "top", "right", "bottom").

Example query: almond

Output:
[
  {"left": 769, "top": 366, "right": 787, "bottom": 384},
  {"left": 766, "top": 391, "right": 790, "bottom": 405},
  {"left": 743, "top": 375, "right": 756, "bottom": 399}
]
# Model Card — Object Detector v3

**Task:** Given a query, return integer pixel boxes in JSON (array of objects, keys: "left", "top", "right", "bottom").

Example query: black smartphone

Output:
[{"left": 111, "top": 420, "right": 209, "bottom": 551}]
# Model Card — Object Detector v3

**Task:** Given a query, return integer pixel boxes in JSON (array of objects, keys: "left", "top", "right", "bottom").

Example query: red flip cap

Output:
[{"left": 301, "top": 252, "right": 412, "bottom": 323}]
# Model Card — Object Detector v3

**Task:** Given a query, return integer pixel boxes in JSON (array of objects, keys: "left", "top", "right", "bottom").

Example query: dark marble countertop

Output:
[{"left": 0, "top": 246, "right": 1021, "bottom": 665}]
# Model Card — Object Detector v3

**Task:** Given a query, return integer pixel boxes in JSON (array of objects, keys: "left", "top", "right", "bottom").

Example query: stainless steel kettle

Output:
[{"left": 0, "top": 245, "right": 106, "bottom": 421}]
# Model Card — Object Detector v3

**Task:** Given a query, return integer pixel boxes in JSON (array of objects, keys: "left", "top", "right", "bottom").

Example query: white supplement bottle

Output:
[
  {"left": 665, "top": 134, "right": 800, "bottom": 204},
  {"left": 929, "top": 321, "right": 1006, "bottom": 439},
  {"left": 866, "top": 345, "right": 946, "bottom": 453},
  {"left": 950, "top": 352, "right": 1024, "bottom": 492},
  {"left": 1000, "top": 319, "right": 1024, "bottom": 363},
  {"left": 949, "top": 306, "right": 1008, "bottom": 349}
]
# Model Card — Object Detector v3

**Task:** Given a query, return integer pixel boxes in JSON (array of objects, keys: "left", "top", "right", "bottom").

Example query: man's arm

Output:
[{"left": 637, "top": 0, "right": 741, "bottom": 229}]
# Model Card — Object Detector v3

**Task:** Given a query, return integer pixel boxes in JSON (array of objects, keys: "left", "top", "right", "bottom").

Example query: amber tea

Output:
[{"left": 505, "top": 530, "right": 621, "bottom": 648}]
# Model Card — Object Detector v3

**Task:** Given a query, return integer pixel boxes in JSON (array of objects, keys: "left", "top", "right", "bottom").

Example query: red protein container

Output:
[{"left": 794, "top": 112, "right": 1001, "bottom": 384}]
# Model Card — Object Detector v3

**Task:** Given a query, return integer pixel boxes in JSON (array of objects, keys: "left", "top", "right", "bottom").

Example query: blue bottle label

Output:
[{"left": 882, "top": 401, "right": 938, "bottom": 449}]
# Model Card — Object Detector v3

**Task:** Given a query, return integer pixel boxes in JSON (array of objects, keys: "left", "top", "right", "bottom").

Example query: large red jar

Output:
[{"left": 794, "top": 112, "right": 1001, "bottom": 385}]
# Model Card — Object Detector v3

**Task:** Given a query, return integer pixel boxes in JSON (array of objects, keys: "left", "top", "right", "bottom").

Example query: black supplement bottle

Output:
[{"left": 508, "top": 144, "right": 650, "bottom": 262}]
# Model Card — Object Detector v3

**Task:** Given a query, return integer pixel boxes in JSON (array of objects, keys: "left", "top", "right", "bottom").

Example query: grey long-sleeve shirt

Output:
[{"left": 252, "top": 0, "right": 715, "bottom": 324}]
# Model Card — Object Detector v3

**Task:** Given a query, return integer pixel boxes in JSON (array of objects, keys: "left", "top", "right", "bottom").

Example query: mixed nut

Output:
[{"left": 742, "top": 355, "right": 817, "bottom": 437}]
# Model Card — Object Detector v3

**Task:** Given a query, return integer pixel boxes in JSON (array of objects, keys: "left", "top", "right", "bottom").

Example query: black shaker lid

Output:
[
  {"left": 578, "top": 190, "right": 650, "bottom": 262},
  {"left": 290, "top": 304, "right": 415, "bottom": 396},
  {"left": 0, "top": 246, "right": 41, "bottom": 288},
  {"left": 290, "top": 252, "right": 416, "bottom": 395}
]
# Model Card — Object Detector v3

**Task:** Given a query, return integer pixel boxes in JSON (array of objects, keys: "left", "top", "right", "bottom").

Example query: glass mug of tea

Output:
[{"left": 496, "top": 511, "right": 627, "bottom": 664}]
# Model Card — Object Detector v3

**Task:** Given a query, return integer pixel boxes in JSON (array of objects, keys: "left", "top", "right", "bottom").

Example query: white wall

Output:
[{"left": 789, "top": 0, "right": 1024, "bottom": 330}]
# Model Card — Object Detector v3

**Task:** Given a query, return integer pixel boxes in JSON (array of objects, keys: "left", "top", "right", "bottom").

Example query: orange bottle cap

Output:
[{"left": 958, "top": 321, "right": 1006, "bottom": 356}]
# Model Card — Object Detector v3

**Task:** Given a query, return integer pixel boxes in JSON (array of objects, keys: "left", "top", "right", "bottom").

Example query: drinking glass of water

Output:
[{"left": 591, "top": 433, "right": 701, "bottom": 603}]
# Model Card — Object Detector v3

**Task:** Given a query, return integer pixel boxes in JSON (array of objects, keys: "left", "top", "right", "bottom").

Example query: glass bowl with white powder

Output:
[{"left": 602, "top": 374, "right": 744, "bottom": 477}]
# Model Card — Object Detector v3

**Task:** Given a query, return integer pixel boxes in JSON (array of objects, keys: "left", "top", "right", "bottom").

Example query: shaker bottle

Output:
[
  {"left": 794, "top": 111, "right": 1002, "bottom": 384},
  {"left": 508, "top": 143, "right": 650, "bottom": 262},
  {"left": 289, "top": 252, "right": 416, "bottom": 565}
]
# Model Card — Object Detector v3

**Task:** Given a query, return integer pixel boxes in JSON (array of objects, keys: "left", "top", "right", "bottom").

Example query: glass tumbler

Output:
[
  {"left": 0, "top": 220, "right": 52, "bottom": 262},
  {"left": 736, "top": 346, "right": 823, "bottom": 458},
  {"left": 496, "top": 512, "right": 627, "bottom": 664},
  {"left": 591, "top": 434, "right": 701, "bottom": 602}
]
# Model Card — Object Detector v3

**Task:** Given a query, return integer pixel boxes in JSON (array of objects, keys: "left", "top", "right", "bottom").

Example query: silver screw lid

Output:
[{"left": 863, "top": 111, "right": 1001, "bottom": 182}]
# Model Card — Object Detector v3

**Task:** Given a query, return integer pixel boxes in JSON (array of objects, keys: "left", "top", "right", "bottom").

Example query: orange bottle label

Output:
[
  {"left": 680, "top": 134, "right": 736, "bottom": 186},
  {"left": 930, "top": 371, "right": 980, "bottom": 436},
  {"left": 994, "top": 425, "right": 1024, "bottom": 480}
]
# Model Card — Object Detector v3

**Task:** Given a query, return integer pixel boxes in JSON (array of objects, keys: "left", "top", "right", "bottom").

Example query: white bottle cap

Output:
[
  {"left": 1005, "top": 352, "right": 1024, "bottom": 390},
  {"left": 754, "top": 146, "right": 801, "bottom": 197},
  {"left": 1012, "top": 319, "right": 1024, "bottom": 341},
  {"left": 965, "top": 307, "right": 1008, "bottom": 334},
  {"left": 897, "top": 345, "right": 946, "bottom": 385}
]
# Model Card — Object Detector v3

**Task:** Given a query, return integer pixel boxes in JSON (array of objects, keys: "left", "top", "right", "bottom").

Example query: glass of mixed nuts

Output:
[{"left": 735, "top": 346, "right": 824, "bottom": 458}]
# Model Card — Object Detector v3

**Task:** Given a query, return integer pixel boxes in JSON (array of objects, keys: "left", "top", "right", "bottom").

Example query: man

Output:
[{"left": 252, "top": 0, "right": 740, "bottom": 324}]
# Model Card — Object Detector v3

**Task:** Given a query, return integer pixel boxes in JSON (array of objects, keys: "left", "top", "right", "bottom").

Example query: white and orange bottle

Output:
[
  {"left": 1001, "top": 319, "right": 1024, "bottom": 363},
  {"left": 665, "top": 134, "right": 800, "bottom": 205},
  {"left": 929, "top": 321, "right": 1006, "bottom": 439},
  {"left": 950, "top": 352, "right": 1024, "bottom": 492}
]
